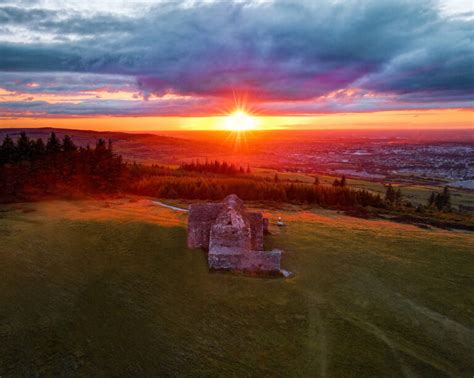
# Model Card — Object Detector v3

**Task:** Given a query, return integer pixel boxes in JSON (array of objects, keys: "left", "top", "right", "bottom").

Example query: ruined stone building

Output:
[{"left": 187, "top": 194, "right": 282, "bottom": 274}]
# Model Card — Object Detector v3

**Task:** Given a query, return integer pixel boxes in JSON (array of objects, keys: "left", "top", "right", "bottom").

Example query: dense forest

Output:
[
  {"left": 0, "top": 133, "right": 457, "bottom": 215},
  {"left": 127, "top": 174, "right": 385, "bottom": 208},
  {"left": 0, "top": 132, "right": 124, "bottom": 202},
  {"left": 180, "top": 160, "right": 250, "bottom": 175}
]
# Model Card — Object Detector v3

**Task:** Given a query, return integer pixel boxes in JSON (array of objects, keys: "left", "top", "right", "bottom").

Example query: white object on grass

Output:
[{"left": 152, "top": 200, "right": 188, "bottom": 212}]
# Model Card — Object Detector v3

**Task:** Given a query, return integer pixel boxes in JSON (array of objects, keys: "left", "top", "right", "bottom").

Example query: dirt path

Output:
[{"left": 151, "top": 200, "right": 188, "bottom": 212}]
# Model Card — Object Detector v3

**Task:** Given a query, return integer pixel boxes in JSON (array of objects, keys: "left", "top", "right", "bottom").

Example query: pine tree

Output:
[
  {"left": 62, "top": 135, "right": 77, "bottom": 153},
  {"left": 313, "top": 176, "right": 320, "bottom": 185},
  {"left": 435, "top": 186, "right": 451, "bottom": 211},
  {"left": 222, "top": 161, "right": 229, "bottom": 174},
  {"left": 95, "top": 138, "right": 107, "bottom": 152},
  {"left": 31, "top": 138, "right": 45, "bottom": 160},
  {"left": 434, "top": 193, "right": 443, "bottom": 210},
  {"left": 0, "top": 135, "right": 16, "bottom": 164},
  {"left": 17, "top": 132, "right": 32, "bottom": 161},
  {"left": 340, "top": 175, "right": 347, "bottom": 187},
  {"left": 442, "top": 186, "right": 451, "bottom": 209},
  {"left": 385, "top": 184, "right": 396, "bottom": 204},
  {"left": 395, "top": 188, "right": 402, "bottom": 206},
  {"left": 46, "top": 132, "right": 61, "bottom": 154},
  {"left": 427, "top": 192, "right": 436, "bottom": 207}
]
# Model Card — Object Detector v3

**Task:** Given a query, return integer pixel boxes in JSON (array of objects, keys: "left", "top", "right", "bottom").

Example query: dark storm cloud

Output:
[
  {"left": 0, "top": 72, "right": 136, "bottom": 93},
  {"left": 0, "top": 5, "right": 137, "bottom": 36},
  {"left": 0, "top": 97, "right": 215, "bottom": 117},
  {"left": 0, "top": 44, "right": 78, "bottom": 71},
  {"left": 0, "top": 0, "right": 472, "bottom": 116}
]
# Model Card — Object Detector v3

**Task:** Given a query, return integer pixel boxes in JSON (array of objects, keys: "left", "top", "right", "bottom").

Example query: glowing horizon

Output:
[{"left": 0, "top": 108, "right": 472, "bottom": 132}]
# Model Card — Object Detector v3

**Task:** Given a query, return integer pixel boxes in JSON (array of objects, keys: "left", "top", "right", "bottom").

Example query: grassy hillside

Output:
[
  {"left": 254, "top": 167, "right": 474, "bottom": 208},
  {"left": 0, "top": 199, "right": 473, "bottom": 376}
]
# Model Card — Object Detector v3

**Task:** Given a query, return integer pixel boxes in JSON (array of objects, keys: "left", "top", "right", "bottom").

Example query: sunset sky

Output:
[{"left": 0, "top": 0, "right": 473, "bottom": 131}]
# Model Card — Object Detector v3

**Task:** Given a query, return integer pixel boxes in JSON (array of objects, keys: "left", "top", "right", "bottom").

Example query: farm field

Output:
[{"left": 0, "top": 198, "right": 473, "bottom": 376}]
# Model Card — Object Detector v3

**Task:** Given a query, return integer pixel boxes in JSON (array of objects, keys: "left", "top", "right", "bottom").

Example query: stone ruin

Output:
[{"left": 187, "top": 194, "right": 282, "bottom": 275}]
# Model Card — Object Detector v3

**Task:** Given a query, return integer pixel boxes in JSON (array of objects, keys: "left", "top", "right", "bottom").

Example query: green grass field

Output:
[
  {"left": 253, "top": 168, "right": 474, "bottom": 208},
  {"left": 0, "top": 199, "right": 473, "bottom": 376}
]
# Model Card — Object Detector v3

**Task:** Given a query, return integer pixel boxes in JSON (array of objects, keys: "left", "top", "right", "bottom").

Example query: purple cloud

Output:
[{"left": 0, "top": 0, "right": 472, "bottom": 117}]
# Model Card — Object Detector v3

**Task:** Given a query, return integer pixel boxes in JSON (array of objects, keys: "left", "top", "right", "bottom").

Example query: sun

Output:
[{"left": 224, "top": 110, "right": 257, "bottom": 131}]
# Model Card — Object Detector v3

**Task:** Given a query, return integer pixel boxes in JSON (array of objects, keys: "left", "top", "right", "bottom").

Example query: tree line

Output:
[
  {"left": 384, "top": 184, "right": 403, "bottom": 206},
  {"left": 384, "top": 183, "right": 452, "bottom": 212},
  {"left": 127, "top": 175, "right": 385, "bottom": 208},
  {"left": 0, "top": 133, "right": 457, "bottom": 213},
  {"left": 427, "top": 187, "right": 451, "bottom": 211},
  {"left": 180, "top": 159, "right": 250, "bottom": 175},
  {"left": 0, "top": 132, "right": 124, "bottom": 201}
]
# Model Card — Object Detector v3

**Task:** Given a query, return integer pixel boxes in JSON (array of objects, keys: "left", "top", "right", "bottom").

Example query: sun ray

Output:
[
  {"left": 224, "top": 110, "right": 257, "bottom": 131},
  {"left": 211, "top": 91, "right": 262, "bottom": 151}
]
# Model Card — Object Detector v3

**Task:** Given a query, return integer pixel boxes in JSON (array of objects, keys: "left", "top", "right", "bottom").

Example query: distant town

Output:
[{"left": 267, "top": 140, "right": 473, "bottom": 187}]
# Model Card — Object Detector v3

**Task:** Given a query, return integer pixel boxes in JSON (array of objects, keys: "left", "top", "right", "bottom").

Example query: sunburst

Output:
[
  {"left": 216, "top": 91, "right": 261, "bottom": 151},
  {"left": 224, "top": 110, "right": 257, "bottom": 131}
]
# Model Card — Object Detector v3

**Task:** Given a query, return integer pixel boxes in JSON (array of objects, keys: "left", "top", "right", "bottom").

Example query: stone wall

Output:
[
  {"left": 247, "top": 212, "right": 264, "bottom": 250},
  {"left": 187, "top": 203, "right": 223, "bottom": 248},
  {"left": 209, "top": 206, "right": 252, "bottom": 254},
  {"left": 208, "top": 249, "right": 282, "bottom": 274},
  {"left": 187, "top": 194, "right": 282, "bottom": 275}
]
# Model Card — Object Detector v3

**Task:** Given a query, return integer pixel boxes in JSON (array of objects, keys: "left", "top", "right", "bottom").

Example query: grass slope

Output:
[
  {"left": 0, "top": 199, "right": 473, "bottom": 376},
  {"left": 254, "top": 167, "right": 474, "bottom": 208}
]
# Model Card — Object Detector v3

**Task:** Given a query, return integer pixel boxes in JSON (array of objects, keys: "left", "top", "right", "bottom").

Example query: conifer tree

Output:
[
  {"left": 340, "top": 175, "right": 347, "bottom": 187},
  {"left": 31, "top": 138, "right": 45, "bottom": 160},
  {"left": 385, "top": 184, "right": 396, "bottom": 204},
  {"left": 395, "top": 188, "right": 402, "bottom": 206},
  {"left": 17, "top": 132, "right": 32, "bottom": 161},
  {"left": 442, "top": 186, "right": 451, "bottom": 209},
  {"left": 427, "top": 192, "right": 436, "bottom": 207},
  {"left": 62, "top": 135, "right": 77, "bottom": 153},
  {"left": 0, "top": 135, "right": 16, "bottom": 164},
  {"left": 434, "top": 186, "right": 451, "bottom": 211},
  {"left": 46, "top": 132, "right": 61, "bottom": 154}
]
